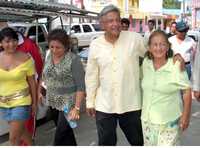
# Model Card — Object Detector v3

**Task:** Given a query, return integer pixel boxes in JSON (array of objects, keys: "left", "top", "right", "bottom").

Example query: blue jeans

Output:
[
  {"left": 185, "top": 63, "right": 191, "bottom": 79},
  {"left": 0, "top": 106, "right": 30, "bottom": 121}
]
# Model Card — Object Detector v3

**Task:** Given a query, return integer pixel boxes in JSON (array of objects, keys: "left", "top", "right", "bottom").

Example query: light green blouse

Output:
[{"left": 141, "top": 58, "right": 190, "bottom": 124}]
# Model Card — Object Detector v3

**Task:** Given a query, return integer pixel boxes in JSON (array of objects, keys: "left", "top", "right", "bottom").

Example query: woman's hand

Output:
[
  {"left": 180, "top": 113, "right": 190, "bottom": 131},
  {"left": 31, "top": 103, "right": 37, "bottom": 116},
  {"left": 194, "top": 91, "right": 200, "bottom": 101},
  {"left": 173, "top": 53, "right": 185, "bottom": 71},
  {"left": 37, "top": 92, "right": 43, "bottom": 105},
  {"left": 68, "top": 107, "right": 80, "bottom": 120}
]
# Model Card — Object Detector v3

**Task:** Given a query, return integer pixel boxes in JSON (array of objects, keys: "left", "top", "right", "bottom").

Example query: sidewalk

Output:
[{"left": 1, "top": 100, "right": 200, "bottom": 146}]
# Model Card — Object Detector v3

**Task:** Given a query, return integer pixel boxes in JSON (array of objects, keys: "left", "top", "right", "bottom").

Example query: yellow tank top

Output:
[{"left": 0, "top": 58, "right": 35, "bottom": 108}]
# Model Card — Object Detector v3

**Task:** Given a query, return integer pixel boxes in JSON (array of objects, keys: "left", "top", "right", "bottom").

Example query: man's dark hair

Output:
[
  {"left": 121, "top": 18, "right": 130, "bottom": 27},
  {"left": 148, "top": 19, "right": 155, "bottom": 26}
]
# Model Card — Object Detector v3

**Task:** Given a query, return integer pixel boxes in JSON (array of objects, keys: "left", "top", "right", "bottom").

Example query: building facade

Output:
[{"left": 191, "top": 0, "right": 200, "bottom": 29}]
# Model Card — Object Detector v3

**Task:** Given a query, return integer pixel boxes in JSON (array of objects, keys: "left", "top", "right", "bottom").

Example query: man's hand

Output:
[
  {"left": 173, "top": 53, "right": 185, "bottom": 71},
  {"left": 194, "top": 91, "right": 200, "bottom": 101},
  {"left": 86, "top": 108, "right": 96, "bottom": 118}
]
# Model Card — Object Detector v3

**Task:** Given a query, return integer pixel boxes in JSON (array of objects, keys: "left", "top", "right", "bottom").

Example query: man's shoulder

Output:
[
  {"left": 185, "top": 36, "right": 195, "bottom": 43},
  {"left": 121, "top": 31, "right": 143, "bottom": 40},
  {"left": 168, "top": 35, "right": 176, "bottom": 42},
  {"left": 90, "top": 34, "right": 104, "bottom": 45}
]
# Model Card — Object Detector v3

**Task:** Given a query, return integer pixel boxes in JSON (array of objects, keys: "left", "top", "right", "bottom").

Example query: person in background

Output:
[
  {"left": 121, "top": 18, "right": 130, "bottom": 31},
  {"left": 168, "top": 21, "right": 177, "bottom": 38},
  {"left": 17, "top": 32, "right": 43, "bottom": 79},
  {"left": 169, "top": 21, "right": 196, "bottom": 79},
  {"left": 144, "top": 19, "right": 156, "bottom": 44},
  {"left": 0, "top": 27, "right": 37, "bottom": 145},
  {"left": 38, "top": 29, "right": 85, "bottom": 145},
  {"left": 192, "top": 36, "right": 200, "bottom": 101},
  {"left": 141, "top": 30, "right": 191, "bottom": 146},
  {"left": 16, "top": 32, "right": 44, "bottom": 145}
]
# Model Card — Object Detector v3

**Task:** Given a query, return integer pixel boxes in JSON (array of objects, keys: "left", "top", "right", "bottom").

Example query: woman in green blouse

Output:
[
  {"left": 38, "top": 29, "right": 85, "bottom": 145},
  {"left": 141, "top": 30, "right": 191, "bottom": 146}
]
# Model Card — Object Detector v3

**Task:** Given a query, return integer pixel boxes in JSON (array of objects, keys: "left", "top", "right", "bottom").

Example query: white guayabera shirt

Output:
[{"left": 85, "top": 31, "right": 146, "bottom": 114}]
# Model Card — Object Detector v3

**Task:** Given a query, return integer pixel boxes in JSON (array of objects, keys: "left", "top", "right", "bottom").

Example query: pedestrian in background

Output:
[
  {"left": 169, "top": 21, "right": 196, "bottom": 79},
  {"left": 141, "top": 30, "right": 191, "bottom": 146},
  {"left": 121, "top": 18, "right": 130, "bottom": 31},
  {"left": 144, "top": 19, "right": 156, "bottom": 44},
  {"left": 0, "top": 27, "right": 37, "bottom": 145},
  {"left": 167, "top": 21, "right": 177, "bottom": 38},
  {"left": 192, "top": 35, "right": 200, "bottom": 101},
  {"left": 38, "top": 29, "right": 85, "bottom": 146},
  {"left": 85, "top": 5, "right": 146, "bottom": 146}
]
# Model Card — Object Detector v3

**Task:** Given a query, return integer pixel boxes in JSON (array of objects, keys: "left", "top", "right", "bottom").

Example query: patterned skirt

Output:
[{"left": 142, "top": 118, "right": 181, "bottom": 146}]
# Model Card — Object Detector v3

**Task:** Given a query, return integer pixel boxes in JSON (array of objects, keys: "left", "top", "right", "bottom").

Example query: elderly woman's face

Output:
[
  {"left": 101, "top": 11, "right": 121, "bottom": 37},
  {"left": 49, "top": 40, "right": 66, "bottom": 57},
  {"left": 149, "top": 35, "right": 169, "bottom": 60}
]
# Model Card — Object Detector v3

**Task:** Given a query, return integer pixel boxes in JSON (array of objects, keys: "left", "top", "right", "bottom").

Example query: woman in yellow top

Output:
[
  {"left": 0, "top": 27, "right": 37, "bottom": 145},
  {"left": 141, "top": 30, "right": 191, "bottom": 145}
]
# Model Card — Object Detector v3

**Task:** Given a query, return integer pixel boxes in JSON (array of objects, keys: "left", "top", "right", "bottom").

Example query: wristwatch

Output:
[{"left": 75, "top": 106, "right": 80, "bottom": 113}]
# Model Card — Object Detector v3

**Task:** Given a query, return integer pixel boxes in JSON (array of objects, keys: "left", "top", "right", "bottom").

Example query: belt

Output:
[{"left": 0, "top": 88, "right": 29, "bottom": 103}]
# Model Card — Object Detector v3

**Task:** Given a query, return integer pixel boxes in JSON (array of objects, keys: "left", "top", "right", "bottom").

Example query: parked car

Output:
[
  {"left": 58, "top": 23, "right": 104, "bottom": 49},
  {"left": 7, "top": 22, "right": 48, "bottom": 59},
  {"left": 187, "top": 30, "right": 200, "bottom": 42}
]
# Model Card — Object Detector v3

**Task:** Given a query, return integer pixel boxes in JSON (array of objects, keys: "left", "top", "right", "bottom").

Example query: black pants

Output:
[
  {"left": 96, "top": 110, "right": 143, "bottom": 146},
  {"left": 50, "top": 107, "right": 59, "bottom": 126},
  {"left": 54, "top": 111, "right": 77, "bottom": 146}
]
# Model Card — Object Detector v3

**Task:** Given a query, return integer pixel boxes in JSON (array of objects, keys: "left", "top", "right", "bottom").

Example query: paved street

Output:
[{"left": 1, "top": 99, "right": 200, "bottom": 146}]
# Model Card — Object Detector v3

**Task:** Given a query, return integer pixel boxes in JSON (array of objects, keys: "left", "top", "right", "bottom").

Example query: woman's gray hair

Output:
[{"left": 99, "top": 4, "right": 120, "bottom": 19}]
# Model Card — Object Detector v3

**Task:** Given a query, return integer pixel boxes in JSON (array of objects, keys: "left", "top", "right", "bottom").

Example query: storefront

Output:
[{"left": 191, "top": 0, "right": 200, "bottom": 29}]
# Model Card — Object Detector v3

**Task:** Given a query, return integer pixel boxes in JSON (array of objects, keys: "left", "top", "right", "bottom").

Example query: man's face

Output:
[
  {"left": 101, "top": 11, "right": 121, "bottom": 37},
  {"left": 176, "top": 30, "right": 187, "bottom": 40},
  {"left": 121, "top": 22, "right": 129, "bottom": 31},
  {"left": 148, "top": 22, "right": 154, "bottom": 31},
  {"left": 171, "top": 23, "right": 176, "bottom": 34}
]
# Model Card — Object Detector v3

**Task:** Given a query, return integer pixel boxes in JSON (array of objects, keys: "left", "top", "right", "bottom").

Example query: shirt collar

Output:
[{"left": 146, "top": 58, "right": 173, "bottom": 72}]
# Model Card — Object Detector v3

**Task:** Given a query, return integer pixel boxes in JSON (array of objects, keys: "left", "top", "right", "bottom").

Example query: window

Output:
[
  {"left": 27, "top": 26, "right": 36, "bottom": 36},
  {"left": 14, "top": 26, "right": 26, "bottom": 34},
  {"left": 83, "top": 25, "right": 92, "bottom": 32},
  {"left": 27, "top": 26, "right": 45, "bottom": 42},
  {"left": 92, "top": 24, "right": 101, "bottom": 31},
  {"left": 71, "top": 25, "right": 81, "bottom": 33}
]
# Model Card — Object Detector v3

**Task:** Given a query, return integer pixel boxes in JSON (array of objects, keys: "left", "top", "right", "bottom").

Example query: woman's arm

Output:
[
  {"left": 180, "top": 88, "right": 192, "bottom": 131},
  {"left": 68, "top": 91, "right": 85, "bottom": 120},
  {"left": 27, "top": 75, "right": 37, "bottom": 116},
  {"left": 68, "top": 55, "right": 86, "bottom": 120}
]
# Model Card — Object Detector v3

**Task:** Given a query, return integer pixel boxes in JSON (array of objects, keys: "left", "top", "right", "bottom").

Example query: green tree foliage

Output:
[{"left": 163, "top": 0, "right": 181, "bottom": 9}]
